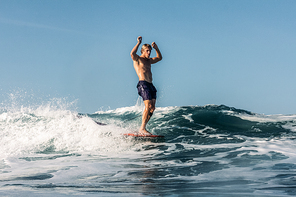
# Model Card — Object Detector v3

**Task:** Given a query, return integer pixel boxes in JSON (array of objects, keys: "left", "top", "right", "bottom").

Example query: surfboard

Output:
[{"left": 123, "top": 133, "right": 164, "bottom": 138}]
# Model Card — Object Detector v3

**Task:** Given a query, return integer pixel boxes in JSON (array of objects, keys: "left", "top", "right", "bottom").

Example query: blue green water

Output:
[{"left": 1, "top": 102, "right": 296, "bottom": 196}]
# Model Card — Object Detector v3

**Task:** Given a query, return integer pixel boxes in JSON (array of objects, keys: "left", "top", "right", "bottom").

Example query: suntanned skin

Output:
[{"left": 130, "top": 36, "right": 162, "bottom": 135}]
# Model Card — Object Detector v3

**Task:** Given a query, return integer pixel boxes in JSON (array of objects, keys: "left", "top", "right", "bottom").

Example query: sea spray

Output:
[{"left": 0, "top": 98, "right": 138, "bottom": 158}]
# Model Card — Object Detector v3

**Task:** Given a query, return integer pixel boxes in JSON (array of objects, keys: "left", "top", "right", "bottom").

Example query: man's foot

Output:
[{"left": 138, "top": 129, "right": 152, "bottom": 136}]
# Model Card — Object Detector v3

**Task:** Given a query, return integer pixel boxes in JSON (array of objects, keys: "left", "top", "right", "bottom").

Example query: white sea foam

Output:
[
  {"left": 95, "top": 97, "right": 145, "bottom": 114},
  {"left": 0, "top": 100, "right": 142, "bottom": 159},
  {"left": 232, "top": 112, "right": 296, "bottom": 123},
  {"left": 182, "top": 114, "right": 194, "bottom": 122}
]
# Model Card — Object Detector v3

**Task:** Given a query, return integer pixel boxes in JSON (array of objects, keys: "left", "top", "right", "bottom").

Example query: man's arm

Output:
[
  {"left": 130, "top": 36, "right": 142, "bottom": 61},
  {"left": 151, "top": 42, "right": 162, "bottom": 64}
]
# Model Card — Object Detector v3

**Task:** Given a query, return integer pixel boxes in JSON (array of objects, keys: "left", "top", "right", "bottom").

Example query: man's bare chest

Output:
[{"left": 138, "top": 59, "right": 151, "bottom": 69}]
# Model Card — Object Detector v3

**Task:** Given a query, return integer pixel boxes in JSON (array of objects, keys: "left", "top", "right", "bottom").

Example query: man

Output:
[{"left": 130, "top": 36, "right": 162, "bottom": 135}]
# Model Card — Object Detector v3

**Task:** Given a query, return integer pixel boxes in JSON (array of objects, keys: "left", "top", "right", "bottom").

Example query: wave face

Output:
[{"left": 1, "top": 102, "right": 296, "bottom": 196}]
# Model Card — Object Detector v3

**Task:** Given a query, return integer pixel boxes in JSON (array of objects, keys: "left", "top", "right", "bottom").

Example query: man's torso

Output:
[{"left": 133, "top": 57, "right": 153, "bottom": 83}]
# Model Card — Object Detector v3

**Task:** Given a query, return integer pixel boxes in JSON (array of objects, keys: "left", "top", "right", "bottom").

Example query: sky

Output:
[{"left": 0, "top": 0, "right": 295, "bottom": 115}]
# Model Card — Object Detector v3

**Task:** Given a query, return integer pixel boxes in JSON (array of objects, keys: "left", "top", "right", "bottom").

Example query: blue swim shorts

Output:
[{"left": 137, "top": 81, "right": 157, "bottom": 101}]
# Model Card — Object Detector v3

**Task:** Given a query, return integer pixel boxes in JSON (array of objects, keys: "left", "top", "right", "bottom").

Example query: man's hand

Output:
[
  {"left": 137, "top": 36, "right": 142, "bottom": 44},
  {"left": 151, "top": 42, "right": 159, "bottom": 50},
  {"left": 150, "top": 42, "right": 162, "bottom": 64},
  {"left": 131, "top": 36, "right": 142, "bottom": 61}
]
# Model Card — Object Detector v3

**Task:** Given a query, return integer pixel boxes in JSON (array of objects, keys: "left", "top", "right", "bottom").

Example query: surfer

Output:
[{"left": 130, "top": 36, "right": 162, "bottom": 136}]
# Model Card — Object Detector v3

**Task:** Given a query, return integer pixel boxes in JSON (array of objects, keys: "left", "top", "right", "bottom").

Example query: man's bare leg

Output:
[{"left": 139, "top": 99, "right": 156, "bottom": 135}]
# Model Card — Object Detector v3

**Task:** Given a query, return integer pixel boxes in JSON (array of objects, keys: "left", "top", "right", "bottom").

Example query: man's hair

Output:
[{"left": 141, "top": 44, "right": 152, "bottom": 54}]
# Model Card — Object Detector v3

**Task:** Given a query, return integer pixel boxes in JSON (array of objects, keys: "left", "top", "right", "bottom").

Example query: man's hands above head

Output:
[{"left": 136, "top": 37, "right": 158, "bottom": 50}]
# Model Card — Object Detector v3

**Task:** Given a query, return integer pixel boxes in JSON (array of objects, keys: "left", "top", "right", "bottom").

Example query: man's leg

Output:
[{"left": 139, "top": 99, "right": 156, "bottom": 135}]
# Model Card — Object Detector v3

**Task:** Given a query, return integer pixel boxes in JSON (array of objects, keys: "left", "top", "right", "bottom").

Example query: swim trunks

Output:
[{"left": 137, "top": 81, "right": 157, "bottom": 101}]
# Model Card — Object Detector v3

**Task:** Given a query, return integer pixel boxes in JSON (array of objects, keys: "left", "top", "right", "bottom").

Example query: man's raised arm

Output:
[
  {"left": 151, "top": 42, "right": 162, "bottom": 64},
  {"left": 130, "top": 36, "right": 142, "bottom": 61}
]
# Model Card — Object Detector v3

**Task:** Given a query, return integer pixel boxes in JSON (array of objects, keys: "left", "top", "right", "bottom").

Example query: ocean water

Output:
[{"left": 1, "top": 99, "right": 296, "bottom": 196}]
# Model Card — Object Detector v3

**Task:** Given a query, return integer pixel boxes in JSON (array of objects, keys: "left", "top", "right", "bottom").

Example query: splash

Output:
[{"left": 0, "top": 97, "right": 137, "bottom": 158}]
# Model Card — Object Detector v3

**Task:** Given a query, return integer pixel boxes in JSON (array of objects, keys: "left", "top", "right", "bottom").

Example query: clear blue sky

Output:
[{"left": 0, "top": 0, "right": 295, "bottom": 115}]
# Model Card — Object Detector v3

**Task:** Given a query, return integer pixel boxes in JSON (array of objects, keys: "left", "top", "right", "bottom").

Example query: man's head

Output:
[{"left": 141, "top": 44, "right": 152, "bottom": 58}]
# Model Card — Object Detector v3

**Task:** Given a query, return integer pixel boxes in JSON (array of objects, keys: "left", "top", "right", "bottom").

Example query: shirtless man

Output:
[{"left": 130, "top": 36, "right": 162, "bottom": 135}]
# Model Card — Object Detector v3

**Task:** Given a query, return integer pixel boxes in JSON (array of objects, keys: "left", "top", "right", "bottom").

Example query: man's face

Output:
[{"left": 142, "top": 48, "right": 151, "bottom": 58}]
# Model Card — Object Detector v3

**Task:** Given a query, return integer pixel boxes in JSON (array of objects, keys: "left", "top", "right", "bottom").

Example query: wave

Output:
[
  {"left": 1, "top": 100, "right": 296, "bottom": 196},
  {"left": 91, "top": 104, "right": 296, "bottom": 138},
  {"left": 1, "top": 100, "right": 295, "bottom": 158}
]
